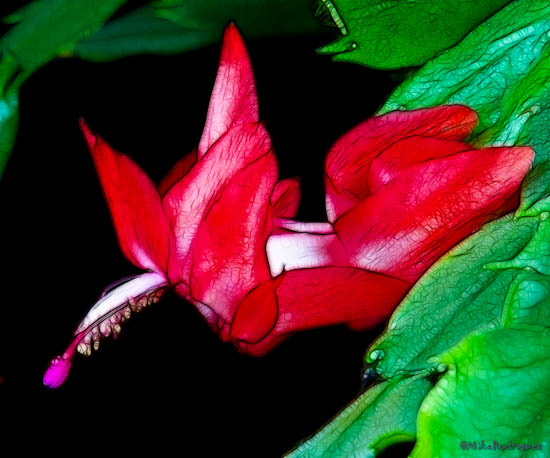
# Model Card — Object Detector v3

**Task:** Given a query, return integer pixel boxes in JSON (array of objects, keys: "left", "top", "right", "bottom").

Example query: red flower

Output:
[
  {"left": 44, "top": 24, "right": 300, "bottom": 388},
  {"left": 229, "top": 106, "right": 533, "bottom": 355},
  {"left": 44, "top": 24, "right": 533, "bottom": 387}
]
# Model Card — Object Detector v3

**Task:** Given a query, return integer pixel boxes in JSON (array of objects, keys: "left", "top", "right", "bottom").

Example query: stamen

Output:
[{"left": 43, "top": 272, "right": 168, "bottom": 388}]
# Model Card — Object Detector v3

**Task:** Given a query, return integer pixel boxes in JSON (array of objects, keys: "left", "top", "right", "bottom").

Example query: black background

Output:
[{"left": 0, "top": 2, "right": 411, "bottom": 455}]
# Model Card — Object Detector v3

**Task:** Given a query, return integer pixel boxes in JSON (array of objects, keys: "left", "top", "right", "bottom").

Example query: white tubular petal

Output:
[
  {"left": 76, "top": 272, "right": 167, "bottom": 333},
  {"left": 266, "top": 232, "right": 348, "bottom": 277},
  {"left": 275, "top": 218, "right": 334, "bottom": 234}
]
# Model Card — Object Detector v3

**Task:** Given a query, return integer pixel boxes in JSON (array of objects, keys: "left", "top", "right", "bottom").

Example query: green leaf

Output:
[
  {"left": 0, "top": 87, "right": 19, "bottom": 179},
  {"left": 286, "top": 376, "right": 431, "bottom": 458},
  {"left": 367, "top": 0, "right": 550, "bottom": 376},
  {"left": 517, "top": 161, "right": 550, "bottom": 218},
  {"left": 412, "top": 327, "right": 550, "bottom": 457},
  {"left": 412, "top": 269, "right": 550, "bottom": 456},
  {"left": 2, "top": 0, "right": 126, "bottom": 74},
  {"left": 314, "top": 0, "right": 512, "bottom": 69},
  {"left": 367, "top": 0, "right": 550, "bottom": 379},
  {"left": 366, "top": 214, "right": 541, "bottom": 378},
  {"left": 501, "top": 272, "right": 550, "bottom": 330},
  {"left": 380, "top": 0, "right": 550, "bottom": 152},
  {"left": 75, "top": 0, "right": 325, "bottom": 62}
]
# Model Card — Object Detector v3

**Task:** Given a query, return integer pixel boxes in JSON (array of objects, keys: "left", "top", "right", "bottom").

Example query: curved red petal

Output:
[
  {"left": 227, "top": 277, "right": 281, "bottom": 345},
  {"left": 367, "top": 136, "right": 470, "bottom": 191},
  {"left": 189, "top": 152, "right": 278, "bottom": 322},
  {"left": 198, "top": 24, "right": 259, "bottom": 157},
  {"left": 163, "top": 122, "right": 271, "bottom": 284},
  {"left": 325, "top": 105, "right": 478, "bottom": 222},
  {"left": 271, "top": 178, "right": 301, "bottom": 219},
  {"left": 80, "top": 120, "right": 169, "bottom": 273},
  {"left": 335, "top": 145, "right": 534, "bottom": 282},
  {"left": 230, "top": 267, "right": 411, "bottom": 355}
]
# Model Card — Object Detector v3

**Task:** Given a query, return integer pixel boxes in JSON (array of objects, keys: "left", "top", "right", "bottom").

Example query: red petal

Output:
[
  {"left": 189, "top": 152, "right": 277, "bottom": 322},
  {"left": 325, "top": 175, "right": 360, "bottom": 223},
  {"left": 80, "top": 120, "right": 169, "bottom": 273},
  {"left": 230, "top": 267, "right": 411, "bottom": 355},
  {"left": 335, "top": 145, "right": 534, "bottom": 282},
  {"left": 163, "top": 123, "right": 271, "bottom": 284},
  {"left": 157, "top": 151, "right": 197, "bottom": 197},
  {"left": 228, "top": 277, "right": 281, "bottom": 345},
  {"left": 367, "top": 136, "right": 470, "bottom": 191},
  {"left": 198, "top": 24, "right": 259, "bottom": 157},
  {"left": 325, "top": 105, "right": 478, "bottom": 222},
  {"left": 271, "top": 178, "right": 301, "bottom": 219}
]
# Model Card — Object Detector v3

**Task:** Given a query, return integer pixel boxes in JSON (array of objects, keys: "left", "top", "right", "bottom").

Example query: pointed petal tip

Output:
[
  {"left": 78, "top": 118, "right": 97, "bottom": 149},
  {"left": 520, "top": 145, "right": 535, "bottom": 161},
  {"left": 447, "top": 103, "right": 477, "bottom": 118},
  {"left": 230, "top": 281, "right": 280, "bottom": 344},
  {"left": 446, "top": 104, "right": 479, "bottom": 131},
  {"left": 220, "top": 22, "right": 249, "bottom": 63},
  {"left": 223, "top": 22, "right": 242, "bottom": 42},
  {"left": 198, "top": 20, "right": 258, "bottom": 155},
  {"left": 493, "top": 145, "right": 535, "bottom": 171},
  {"left": 43, "top": 355, "right": 73, "bottom": 389}
]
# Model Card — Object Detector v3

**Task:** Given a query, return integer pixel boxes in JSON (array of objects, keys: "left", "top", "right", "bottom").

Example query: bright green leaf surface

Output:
[
  {"left": 315, "top": 0, "right": 511, "bottom": 69},
  {"left": 75, "top": 0, "right": 324, "bottom": 62},
  {"left": 366, "top": 214, "right": 540, "bottom": 378},
  {"left": 517, "top": 161, "right": 550, "bottom": 218},
  {"left": 501, "top": 272, "right": 550, "bottom": 330},
  {"left": 412, "top": 269, "right": 550, "bottom": 456},
  {"left": 287, "top": 376, "right": 431, "bottom": 458},
  {"left": 412, "top": 327, "right": 550, "bottom": 457}
]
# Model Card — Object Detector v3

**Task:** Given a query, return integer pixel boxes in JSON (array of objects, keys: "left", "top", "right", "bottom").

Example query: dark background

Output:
[{"left": 0, "top": 3, "right": 410, "bottom": 455}]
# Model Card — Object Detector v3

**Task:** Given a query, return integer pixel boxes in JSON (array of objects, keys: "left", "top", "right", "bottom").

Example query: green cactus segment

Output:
[
  {"left": 380, "top": 0, "right": 550, "bottom": 156},
  {"left": 517, "top": 161, "right": 550, "bottom": 218},
  {"left": 294, "top": 2, "right": 550, "bottom": 454},
  {"left": 485, "top": 214, "right": 550, "bottom": 275},
  {"left": 412, "top": 328, "right": 550, "bottom": 457},
  {"left": 501, "top": 272, "right": 550, "bottom": 329},
  {"left": 0, "top": 0, "right": 125, "bottom": 176},
  {"left": 75, "top": 0, "right": 324, "bottom": 62},
  {"left": 366, "top": 214, "right": 540, "bottom": 378},
  {"left": 315, "top": 0, "right": 511, "bottom": 69},
  {"left": 287, "top": 376, "right": 431, "bottom": 458},
  {"left": 411, "top": 266, "right": 550, "bottom": 456},
  {"left": 370, "top": 0, "right": 550, "bottom": 378}
]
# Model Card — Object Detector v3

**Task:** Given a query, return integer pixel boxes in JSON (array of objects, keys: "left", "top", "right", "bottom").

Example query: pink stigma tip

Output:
[{"left": 43, "top": 355, "right": 72, "bottom": 389}]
